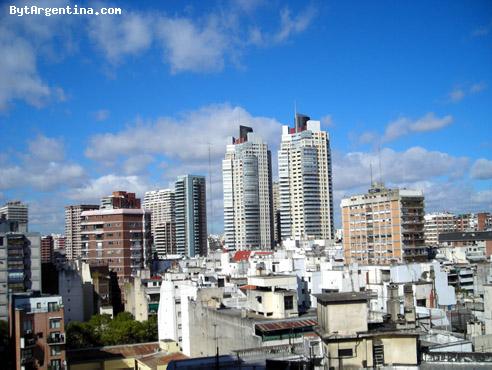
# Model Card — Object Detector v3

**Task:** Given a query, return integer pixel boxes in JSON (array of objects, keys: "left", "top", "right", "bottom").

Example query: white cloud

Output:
[
  {"left": 85, "top": 104, "right": 283, "bottom": 163},
  {"left": 448, "top": 82, "right": 487, "bottom": 103},
  {"left": 0, "top": 27, "right": 52, "bottom": 110},
  {"left": 67, "top": 174, "right": 153, "bottom": 202},
  {"left": 88, "top": 12, "right": 153, "bottom": 62},
  {"left": 470, "top": 82, "right": 487, "bottom": 93},
  {"left": 333, "top": 146, "right": 469, "bottom": 192},
  {"left": 122, "top": 154, "right": 155, "bottom": 175},
  {"left": 321, "top": 115, "right": 334, "bottom": 127},
  {"left": 449, "top": 88, "right": 465, "bottom": 102},
  {"left": 156, "top": 16, "right": 228, "bottom": 73},
  {"left": 27, "top": 135, "right": 65, "bottom": 162},
  {"left": 471, "top": 158, "right": 492, "bottom": 180},
  {"left": 0, "top": 135, "right": 85, "bottom": 191},
  {"left": 382, "top": 113, "right": 453, "bottom": 142},
  {"left": 94, "top": 109, "right": 110, "bottom": 122},
  {"left": 274, "top": 7, "right": 316, "bottom": 43}
]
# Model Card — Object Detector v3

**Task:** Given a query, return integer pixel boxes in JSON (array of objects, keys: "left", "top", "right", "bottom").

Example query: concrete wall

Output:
[
  {"left": 484, "top": 284, "right": 492, "bottom": 335},
  {"left": 317, "top": 301, "right": 368, "bottom": 336},
  {"left": 59, "top": 268, "right": 85, "bottom": 323},
  {"left": 381, "top": 336, "right": 418, "bottom": 365},
  {"left": 187, "top": 300, "right": 261, "bottom": 358}
]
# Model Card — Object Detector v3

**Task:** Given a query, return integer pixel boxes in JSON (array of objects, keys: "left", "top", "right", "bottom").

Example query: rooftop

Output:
[
  {"left": 67, "top": 341, "right": 160, "bottom": 363},
  {"left": 314, "top": 292, "right": 368, "bottom": 304}
]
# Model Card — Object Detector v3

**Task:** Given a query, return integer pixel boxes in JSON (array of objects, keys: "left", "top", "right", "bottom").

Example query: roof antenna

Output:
[
  {"left": 378, "top": 144, "right": 384, "bottom": 186},
  {"left": 370, "top": 163, "right": 374, "bottom": 187},
  {"left": 208, "top": 143, "right": 214, "bottom": 236}
]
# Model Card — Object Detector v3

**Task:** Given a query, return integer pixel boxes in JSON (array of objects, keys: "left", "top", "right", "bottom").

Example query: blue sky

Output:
[{"left": 0, "top": 0, "right": 491, "bottom": 234}]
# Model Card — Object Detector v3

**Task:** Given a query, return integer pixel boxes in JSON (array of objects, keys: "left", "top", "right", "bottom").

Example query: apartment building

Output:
[
  {"left": 278, "top": 113, "right": 334, "bottom": 241},
  {"left": 9, "top": 292, "right": 66, "bottom": 370},
  {"left": 80, "top": 205, "right": 152, "bottom": 287},
  {"left": 424, "top": 212, "right": 456, "bottom": 246},
  {"left": 41, "top": 235, "right": 54, "bottom": 263},
  {"left": 223, "top": 126, "right": 273, "bottom": 250},
  {"left": 175, "top": 175, "right": 207, "bottom": 257},
  {"left": 144, "top": 189, "right": 176, "bottom": 257},
  {"left": 0, "top": 219, "right": 41, "bottom": 321},
  {"left": 0, "top": 201, "right": 28, "bottom": 232},
  {"left": 65, "top": 204, "right": 99, "bottom": 260},
  {"left": 341, "top": 183, "right": 427, "bottom": 265}
]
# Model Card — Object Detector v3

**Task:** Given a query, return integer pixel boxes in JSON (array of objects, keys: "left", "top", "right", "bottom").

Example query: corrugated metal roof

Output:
[{"left": 256, "top": 319, "right": 318, "bottom": 333}]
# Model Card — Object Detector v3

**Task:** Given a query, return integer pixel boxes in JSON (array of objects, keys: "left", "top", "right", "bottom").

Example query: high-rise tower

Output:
[
  {"left": 278, "top": 113, "right": 334, "bottom": 241},
  {"left": 223, "top": 126, "right": 273, "bottom": 250},
  {"left": 144, "top": 189, "right": 176, "bottom": 256},
  {"left": 175, "top": 175, "right": 207, "bottom": 257}
]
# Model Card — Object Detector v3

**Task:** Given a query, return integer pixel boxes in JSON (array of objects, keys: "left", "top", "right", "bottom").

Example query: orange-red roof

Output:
[{"left": 233, "top": 250, "right": 252, "bottom": 262}]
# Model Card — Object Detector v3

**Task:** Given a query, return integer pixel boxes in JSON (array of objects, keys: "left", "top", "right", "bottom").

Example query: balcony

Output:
[
  {"left": 47, "top": 334, "right": 65, "bottom": 345},
  {"left": 20, "top": 334, "right": 37, "bottom": 349}
]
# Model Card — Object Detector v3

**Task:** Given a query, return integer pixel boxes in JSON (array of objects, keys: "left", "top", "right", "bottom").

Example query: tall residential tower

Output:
[
  {"left": 278, "top": 114, "right": 334, "bottom": 241},
  {"left": 223, "top": 126, "right": 273, "bottom": 250},
  {"left": 144, "top": 189, "right": 176, "bottom": 256},
  {"left": 175, "top": 175, "right": 207, "bottom": 257}
]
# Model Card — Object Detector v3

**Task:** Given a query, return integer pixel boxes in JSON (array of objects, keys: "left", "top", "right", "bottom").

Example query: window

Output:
[
  {"left": 23, "top": 319, "right": 32, "bottom": 332},
  {"left": 49, "top": 319, "right": 61, "bottom": 329},
  {"left": 49, "top": 359, "right": 62, "bottom": 370},
  {"left": 47, "top": 302, "right": 59, "bottom": 312},
  {"left": 50, "top": 345, "right": 62, "bottom": 356},
  {"left": 284, "top": 296, "right": 294, "bottom": 310},
  {"left": 338, "top": 348, "right": 353, "bottom": 357}
]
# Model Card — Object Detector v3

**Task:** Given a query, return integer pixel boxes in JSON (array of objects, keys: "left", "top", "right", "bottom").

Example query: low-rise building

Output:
[{"left": 314, "top": 291, "right": 419, "bottom": 369}]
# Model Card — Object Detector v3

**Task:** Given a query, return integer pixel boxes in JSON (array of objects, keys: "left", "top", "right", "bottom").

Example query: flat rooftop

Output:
[{"left": 314, "top": 292, "right": 368, "bottom": 304}]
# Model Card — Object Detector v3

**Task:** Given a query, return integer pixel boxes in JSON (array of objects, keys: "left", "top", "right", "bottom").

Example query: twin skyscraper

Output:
[{"left": 223, "top": 113, "right": 334, "bottom": 251}]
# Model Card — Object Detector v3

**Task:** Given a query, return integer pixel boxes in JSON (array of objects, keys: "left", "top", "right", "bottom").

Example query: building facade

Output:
[
  {"left": 80, "top": 208, "right": 152, "bottom": 287},
  {"left": 41, "top": 235, "right": 54, "bottom": 264},
  {"left": 65, "top": 204, "right": 99, "bottom": 260},
  {"left": 0, "top": 201, "right": 28, "bottom": 232},
  {"left": 175, "top": 175, "right": 207, "bottom": 257},
  {"left": 223, "top": 126, "right": 273, "bottom": 250},
  {"left": 278, "top": 114, "right": 334, "bottom": 241},
  {"left": 9, "top": 293, "right": 66, "bottom": 370},
  {"left": 424, "top": 212, "right": 456, "bottom": 246},
  {"left": 341, "top": 184, "right": 427, "bottom": 265},
  {"left": 144, "top": 189, "right": 176, "bottom": 257},
  {"left": 0, "top": 219, "right": 41, "bottom": 321}
]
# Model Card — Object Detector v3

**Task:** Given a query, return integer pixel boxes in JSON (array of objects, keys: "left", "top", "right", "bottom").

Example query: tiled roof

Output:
[{"left": 67, "top": 342, "right": 159, "bottom": 363}]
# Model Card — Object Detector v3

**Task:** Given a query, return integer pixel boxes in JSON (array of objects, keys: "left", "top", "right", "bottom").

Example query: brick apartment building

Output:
[
  {"left": 80, "top": 192, "right": 152, "bottom": 287},
  {"left": 9, "top": 292, "right": 66, "bottom": 370}
]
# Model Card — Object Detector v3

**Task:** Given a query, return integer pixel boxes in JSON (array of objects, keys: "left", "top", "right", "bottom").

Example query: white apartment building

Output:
[
  {"left": 278, "top": 114, "right": 334, "bottom": 241},
  {"left": 223, "top": 126, "right": 273, "bottom": 250},
  {"left": 144, "top": 189, "right": 176, "bottom": 257},
  {"left": 65, "top": 204, "right": 99, "bottom": 260},
  {"left": 424, "top": 212, "right": 456, "bottom": 246},
  {"left": 0, "top": 201, "right": 28, "bottom": 232}
]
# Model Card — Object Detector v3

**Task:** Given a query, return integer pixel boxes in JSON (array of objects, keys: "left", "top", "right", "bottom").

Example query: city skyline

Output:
[{"left": 0, "top": 0, "right": 491, "bottom": 234}]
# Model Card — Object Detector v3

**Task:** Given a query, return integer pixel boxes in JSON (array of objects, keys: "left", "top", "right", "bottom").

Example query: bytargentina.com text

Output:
[{"left": 9, "top": 5, "right": 122, "bottom": 16}]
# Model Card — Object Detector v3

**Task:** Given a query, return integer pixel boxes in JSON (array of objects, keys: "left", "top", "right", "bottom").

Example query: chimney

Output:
[
  {"left": 403, "top": 284, "right": 416, "bottom": 327},
  {"left": 386, "top": 283, "right": 399, "bottom": 323}
]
